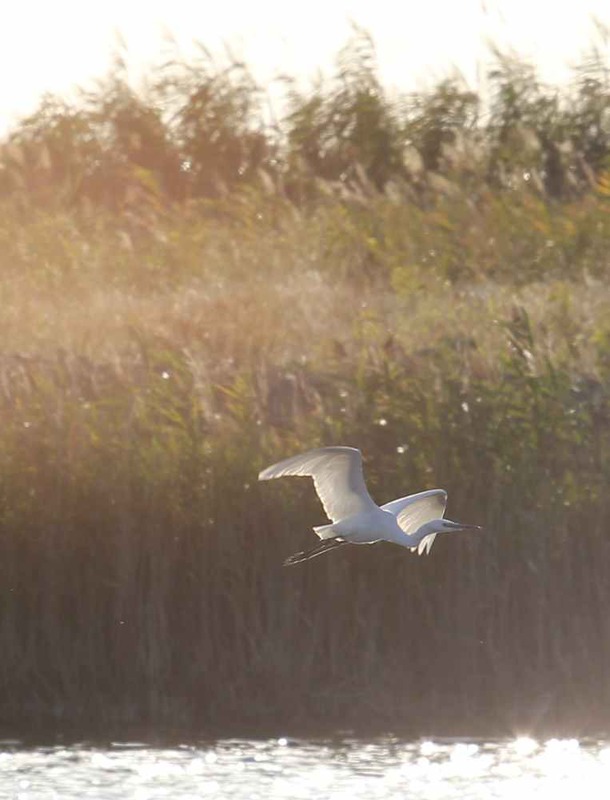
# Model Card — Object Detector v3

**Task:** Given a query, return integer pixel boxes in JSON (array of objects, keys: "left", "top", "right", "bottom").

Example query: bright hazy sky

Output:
[{"left": 1, "top": 0, "right": 608, "bottom": 131}]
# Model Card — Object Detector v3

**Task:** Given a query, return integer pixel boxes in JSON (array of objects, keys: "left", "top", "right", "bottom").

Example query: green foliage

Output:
[
  {"left": 403, "top": 78, "right": 479, "bottom": 174},
  {"left": 284, "top": 29, "right": 407, "bottom": 195},
  {"left": 154, "top": 46, "right": 272, "bottom": 198}
]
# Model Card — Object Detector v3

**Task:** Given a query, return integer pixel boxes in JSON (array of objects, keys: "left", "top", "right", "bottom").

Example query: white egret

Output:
[{"left": 258, "top": 446, "right": 481, "bottom": 566}]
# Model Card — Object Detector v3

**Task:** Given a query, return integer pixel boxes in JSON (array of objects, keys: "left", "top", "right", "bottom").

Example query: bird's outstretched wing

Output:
[
  {"left": 381, "top": 489, "right": 447, "bottom": 554},
  {"left": 258, "top": 446, "right": 377, "bottom": 522}
]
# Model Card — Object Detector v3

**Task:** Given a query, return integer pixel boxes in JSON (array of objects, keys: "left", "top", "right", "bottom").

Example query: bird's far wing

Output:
[
  {"left": 258, "top": 446, "right": 377, "bottom": 522},
  {"left": 382, "top": 489, "right": 447, "bottom": 555},
  {"left": 381, "top": 489, "right": 447, "bottom": 535}
]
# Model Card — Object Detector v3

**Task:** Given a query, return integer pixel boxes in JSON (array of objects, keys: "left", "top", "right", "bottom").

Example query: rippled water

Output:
[{"left": 3, "top": 736, "right": 610, "bottom": 799}]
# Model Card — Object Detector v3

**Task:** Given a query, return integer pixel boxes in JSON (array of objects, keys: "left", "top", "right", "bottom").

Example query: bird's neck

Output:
[
  {"left": 415, "top": 520, "right": 440, "bottom": 538},
  {"left": 398, "top": 520, "right": 441, "bottom": 548},
  {"left": 383, "top": 519, "right": 435, "bottom": 548}
]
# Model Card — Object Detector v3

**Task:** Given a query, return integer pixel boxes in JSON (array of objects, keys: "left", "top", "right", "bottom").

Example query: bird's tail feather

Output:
[
  {"left": 283, "top": 538, "right": 347, "bottom": 567},
  {"left": 313, "top": 523, "right": 336, "bottom": 540}
]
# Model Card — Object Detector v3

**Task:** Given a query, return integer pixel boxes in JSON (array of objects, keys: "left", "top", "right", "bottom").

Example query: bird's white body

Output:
[
  {"left": 258, "top": 446, "right": 480, "bottom": 565},
  {"left": 318, "top": 508, "right": 402, "bottom": 544},
  {"left": 314, "top": 502, "right": 440, "bottom": 550}
]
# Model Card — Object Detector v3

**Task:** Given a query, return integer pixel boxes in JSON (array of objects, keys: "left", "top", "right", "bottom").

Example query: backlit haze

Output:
[{"left": 0, "top": 0, "right": 608, "bottom": 132}]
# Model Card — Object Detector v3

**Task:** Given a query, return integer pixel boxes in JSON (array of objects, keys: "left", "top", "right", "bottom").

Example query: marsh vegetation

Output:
[{"left": 0, "top": 29, "right": 609, "bottom": 736}]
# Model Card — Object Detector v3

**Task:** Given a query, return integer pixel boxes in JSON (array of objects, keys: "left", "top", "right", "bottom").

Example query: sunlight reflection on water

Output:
[{"left": 2, "top": 736, "right": 610, "bottom": 799}]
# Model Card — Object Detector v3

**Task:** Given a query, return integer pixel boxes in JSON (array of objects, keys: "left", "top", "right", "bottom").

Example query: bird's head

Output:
[
  {"left": 438, "top": 519, "right": 482, "bottom": 534},
  {"left": 406, "top": 518, "right": 482, "bottom": 555},
  {"left": 410, "top": 518, "right": 482, "bottom": 555}
]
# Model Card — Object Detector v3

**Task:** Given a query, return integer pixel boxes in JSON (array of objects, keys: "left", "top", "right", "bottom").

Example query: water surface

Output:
[{"left": 3, "top": 735, "right": 610, "bottom": 799}]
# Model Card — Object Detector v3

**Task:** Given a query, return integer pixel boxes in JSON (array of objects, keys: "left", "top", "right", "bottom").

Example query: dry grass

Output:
[{"left": 0, "top": 190, "right": 609, "bottom": 376}]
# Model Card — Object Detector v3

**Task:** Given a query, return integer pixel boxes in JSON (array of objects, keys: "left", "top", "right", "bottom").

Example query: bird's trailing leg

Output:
[{"left": 283, "top": 538, "right": 347, "bottom": 567}]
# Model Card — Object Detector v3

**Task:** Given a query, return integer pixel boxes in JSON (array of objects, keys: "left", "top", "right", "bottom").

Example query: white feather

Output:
[
  {"left": 381, "top": 489, "right": 447, "bottom": 534},
  {"left": 259, "top": 447, "right": 479, "bottom": 565},
  {"left": 258, "top": 446, "right": 377, "bottom": 523}
]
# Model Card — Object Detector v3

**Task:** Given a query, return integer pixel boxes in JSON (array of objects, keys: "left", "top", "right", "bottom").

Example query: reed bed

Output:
[{"left": 0, "top": 31, "right": 609, "bottom": 738}]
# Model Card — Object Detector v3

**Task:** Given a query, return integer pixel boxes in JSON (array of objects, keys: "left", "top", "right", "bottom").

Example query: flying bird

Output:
[{"left": 258, "top": 446, "right": 481, "bottom": 566}]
